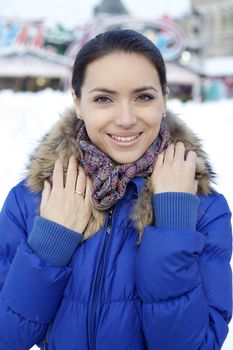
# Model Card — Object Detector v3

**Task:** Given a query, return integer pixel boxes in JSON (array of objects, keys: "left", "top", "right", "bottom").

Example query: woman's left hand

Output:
[{"left": 151, "top": 142, "right": 198, "bottom": 195}]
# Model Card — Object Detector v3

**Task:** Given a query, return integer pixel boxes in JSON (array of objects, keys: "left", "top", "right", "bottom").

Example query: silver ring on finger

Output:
[{"left": 75, "top": 190, "right": 85, "bottom": 197}]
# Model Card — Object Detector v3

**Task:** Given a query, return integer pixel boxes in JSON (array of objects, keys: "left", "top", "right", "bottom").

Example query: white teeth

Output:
[{"left": 110, "top": 134, "right": 139, "bottom": 142}]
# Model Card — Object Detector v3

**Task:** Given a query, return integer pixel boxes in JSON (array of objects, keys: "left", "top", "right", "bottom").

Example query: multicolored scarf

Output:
[{"left": 77, "top": 121, "right": 170, "bottom": 210}]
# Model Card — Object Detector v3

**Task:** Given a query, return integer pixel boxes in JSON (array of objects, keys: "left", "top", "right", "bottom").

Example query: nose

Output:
[{"left": 115, "top": 102, "right": 137, "bottom": 128}]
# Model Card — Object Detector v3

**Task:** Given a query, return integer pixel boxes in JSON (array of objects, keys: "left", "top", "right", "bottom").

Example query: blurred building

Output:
[
  {"left": 0, "top": 20, "right": 73, "bottom": 91},
  {"left": 0, "top": 47, "right": 72, "bottom": 91},
  {"left": 94, "top": 0, "right": 129, "bottom": 16},
  {"left": 178, "top": 0, "right": 233, "bottom": 57},
  {"left": 0, "top": 0, "right": 201, "bottom": 100},
  {"left": 176, "top": 0, "right": 233, "bottom": 99}
]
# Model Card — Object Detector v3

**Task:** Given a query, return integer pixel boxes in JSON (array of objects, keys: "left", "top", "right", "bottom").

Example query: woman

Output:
[{"left": 0, "top": 29, "right": 232, "bottom": 350}]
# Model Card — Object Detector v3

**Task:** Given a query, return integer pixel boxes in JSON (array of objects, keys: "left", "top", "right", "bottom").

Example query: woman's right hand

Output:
[{"left": 40, "top": 156, "right": 92, "bottom": 234}]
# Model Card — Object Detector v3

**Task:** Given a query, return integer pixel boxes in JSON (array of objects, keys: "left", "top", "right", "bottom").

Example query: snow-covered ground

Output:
[{"left": 0, "top": 89, "right": 232, "bottom": 349}]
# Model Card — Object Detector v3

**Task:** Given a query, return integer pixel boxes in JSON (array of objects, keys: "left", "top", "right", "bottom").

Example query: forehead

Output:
[{"left": 82, "top": 52, "right": 160, "bottom": 90}]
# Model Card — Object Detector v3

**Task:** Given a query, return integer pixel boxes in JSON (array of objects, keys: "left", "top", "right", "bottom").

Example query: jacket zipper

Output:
[
  {"left": 44, "top": 323, "right": 51, "bottom": 349},
  {"left": 88, "top": 207, "right": 113, "bottom": 350}
]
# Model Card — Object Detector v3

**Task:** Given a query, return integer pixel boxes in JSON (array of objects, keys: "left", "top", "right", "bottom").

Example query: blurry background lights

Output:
[
  {"left": 36, "top": 77, "right": 47, "bottom": 86},
  {"left": 180, "top": 50, "right": 192, "bottom": 64}
]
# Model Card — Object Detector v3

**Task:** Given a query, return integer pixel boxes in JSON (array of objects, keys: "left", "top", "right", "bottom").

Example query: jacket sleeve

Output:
[
  {"left": 135, "top": 192, "right": 232, "bottom": 350},
  {"left": 0, "top": 185, "right": 73, "bottom": 350}
]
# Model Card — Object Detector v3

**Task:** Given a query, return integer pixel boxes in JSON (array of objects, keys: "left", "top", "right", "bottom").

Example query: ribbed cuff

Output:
[
  {"left": 153, "top": 192, "right": 199, "bottom": 231},
  {"left": 28, "top": 216, "right": 83, "bottom": 267}
]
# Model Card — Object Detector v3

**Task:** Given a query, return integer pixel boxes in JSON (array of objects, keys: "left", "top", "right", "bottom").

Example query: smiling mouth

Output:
[{"left": 107, "top": 133, "right": 142, "bottom": 142}]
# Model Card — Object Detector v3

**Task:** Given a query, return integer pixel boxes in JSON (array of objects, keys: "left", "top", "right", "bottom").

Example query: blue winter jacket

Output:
[{"left": 0, "top": 178, "right": 232, "bottom": 350}]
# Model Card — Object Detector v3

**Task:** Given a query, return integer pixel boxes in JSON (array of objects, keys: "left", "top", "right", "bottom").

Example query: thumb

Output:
[
  {"left": 153, "top": 152, "right": 164, "bottom": 172},
  {"left": 85, "top": 177, "right": 92, "bottom": 207},
  {"left": 194, "top": 179, "right": 198, "bottom": 194},
  {"left": 151, "top": 151, "right": 164, "bottom": 183},
  {"left": 41, "top": 180, "right": 51, "bottom": 208}
]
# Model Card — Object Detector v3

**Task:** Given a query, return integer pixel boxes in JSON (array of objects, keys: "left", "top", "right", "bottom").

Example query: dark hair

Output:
[{"left": 71, "top": 29, "right": 167, "bottom": 97}]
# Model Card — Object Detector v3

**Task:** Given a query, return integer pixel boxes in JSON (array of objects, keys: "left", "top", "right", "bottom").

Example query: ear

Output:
[{"left": 72, "top": 89, "right": 81, "bottom": 116}]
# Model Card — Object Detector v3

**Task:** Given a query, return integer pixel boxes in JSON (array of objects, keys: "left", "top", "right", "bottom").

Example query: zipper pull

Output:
[{"left": 106, "top": 208, "right": 113, "bottom": 235}]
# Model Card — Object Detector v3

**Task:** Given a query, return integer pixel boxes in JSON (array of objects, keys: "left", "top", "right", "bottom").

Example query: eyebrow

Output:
[
  {"left": 89, "top": 88, "right": 117, "bottom": 94},
  {"left": 89, "top": 86, "right": 158, "bottom": 94},
  {"left": 134, "top": 86, "right": 158, "bottom": 93}
]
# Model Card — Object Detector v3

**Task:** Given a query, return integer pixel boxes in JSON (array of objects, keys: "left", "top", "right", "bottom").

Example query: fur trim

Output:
[{"left": 26, "top": 109, "right": 215, "bottom": 241}]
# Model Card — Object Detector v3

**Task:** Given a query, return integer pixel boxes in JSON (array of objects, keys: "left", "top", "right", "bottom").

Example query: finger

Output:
[
  {"left": 164, "top": 143, "right": 175, "bottom": 162},
  {"left": 154, "top": 151, "right": 164, "bottom": 170},
  {"left": 186, "top": 150, "right": 197, "bottom": 165},
  {"left": 85, "top": 177, "right": 92, "bottom": 206},
  {"left": 174, "top": 142, "right": 185, "bottom": 161},
  {"left": 75, "top": 166, "right": 87, "bottom": 196},
  {"left": 194, "top": 179, "right": 198, "bottom": 194},
  {"left": 41, "top": 180, "right": 51, "bottom": 208},
  {"left": 65, "top": 155, "right": 78, "bottom": 191},
  {"left": 52, "top": 158, "right": 64, "bottom": 190}
]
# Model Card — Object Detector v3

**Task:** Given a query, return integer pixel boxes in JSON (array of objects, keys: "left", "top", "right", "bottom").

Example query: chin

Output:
[{"left": 110, "top": 154, "right": 142, "bottom": 165}]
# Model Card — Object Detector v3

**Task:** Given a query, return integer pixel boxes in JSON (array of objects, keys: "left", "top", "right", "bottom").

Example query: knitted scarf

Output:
[{"left": 77, "top": 121, "right": 170, "bottom": 210}]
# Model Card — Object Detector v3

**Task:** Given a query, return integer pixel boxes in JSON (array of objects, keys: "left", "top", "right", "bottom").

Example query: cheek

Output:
[
  {"left": 83, "top": 110, "right": 108, "bottom": 134},
  {"left": 148, "top": 112, "right": 163, "bottom": 128},
  {"left": 147, "top": 116, "right": 163, "bottom": 140},
  {"left": 83, "top": 120, "right": 104, "bottom": 146},
  {"left": 149, "top": 126, "right": 160, "bottom": 141}
]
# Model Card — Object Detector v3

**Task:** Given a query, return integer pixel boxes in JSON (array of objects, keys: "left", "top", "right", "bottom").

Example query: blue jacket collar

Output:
[
  {"left": 131, "top": 177, "right": 145, "bottom": 194},
  {"left": 124, "top": 177, "right": 145, "bottom": 200}
]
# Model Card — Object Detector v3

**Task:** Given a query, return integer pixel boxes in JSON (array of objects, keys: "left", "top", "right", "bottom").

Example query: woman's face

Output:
[{"left": 73, "top": 52, "right": 167, "bottom": 164}]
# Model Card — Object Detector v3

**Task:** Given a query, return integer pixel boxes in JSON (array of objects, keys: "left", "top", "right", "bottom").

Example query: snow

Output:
[{"left": 0, "top": 89, "right": 232, "bottom": 350}]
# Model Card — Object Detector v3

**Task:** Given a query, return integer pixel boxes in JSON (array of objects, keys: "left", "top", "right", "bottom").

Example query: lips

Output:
[
  {"left": 109, "top": 134, "right": 139, "bottom": 142},
  {"left": 108, "top": 132, "right": 142, "bottom": 142},
  {"left": 106, "top": 132, "right": 143, "bottom": 148}
]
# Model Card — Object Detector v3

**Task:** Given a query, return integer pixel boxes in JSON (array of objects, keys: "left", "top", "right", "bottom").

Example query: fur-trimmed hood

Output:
[{"left": 26, "top": 109, "right": 215, "bottom": 241}]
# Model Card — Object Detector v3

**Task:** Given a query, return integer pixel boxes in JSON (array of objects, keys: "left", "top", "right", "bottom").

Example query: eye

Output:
[
  {"left": 136, "top": 94, "right": 154, "bottom": 102},
  {"left": 94, "top": 96, "right": 112, "bottom": 104}
]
